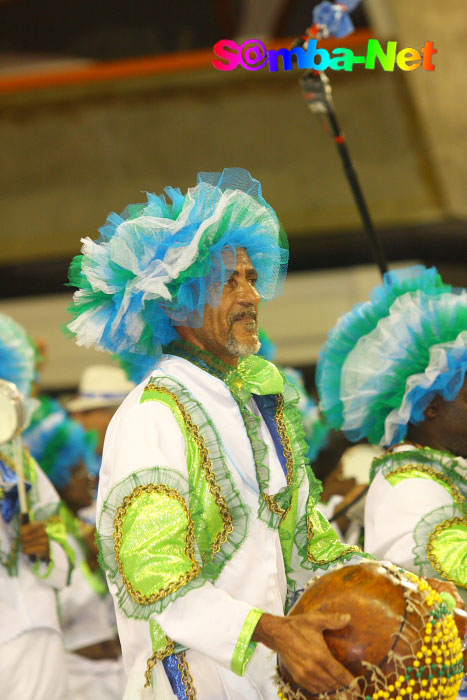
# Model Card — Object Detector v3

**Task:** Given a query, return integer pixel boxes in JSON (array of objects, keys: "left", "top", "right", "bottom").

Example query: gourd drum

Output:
[{"left": 277, "top": 563, "right": 464, "bottom": 700}]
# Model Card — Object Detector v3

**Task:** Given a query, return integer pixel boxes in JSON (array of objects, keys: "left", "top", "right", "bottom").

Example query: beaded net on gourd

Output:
[{"left": 276, "top": 566, "right": 464, "bottom": 700}]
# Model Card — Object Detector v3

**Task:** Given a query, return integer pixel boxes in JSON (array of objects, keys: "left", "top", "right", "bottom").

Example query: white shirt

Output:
[
  {"left": 0, "top": 455, "right": 70, "bottom": 646},
  {"left": 97, "top": 355, "right": 317, "bottom": 699}
]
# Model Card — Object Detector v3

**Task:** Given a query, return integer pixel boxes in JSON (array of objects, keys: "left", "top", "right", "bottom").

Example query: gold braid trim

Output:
[
  {"left": 178, "top": 652, "right": 198, "bottom": 699},
  {"left": 262, "top": 394, "right": 294, "bottom": 520},
  {"left": 275, "top": 394, "right": 294, "bottom": 487},
  {"left": 144, "top": 383, "right": 234, "bottom": 556},
  {"left": 427, "top": 516, "right": 467, "bottom": 590},
  {"left": 144, "top": 639, "right": 175, "bottom": 688},
  {"left": 387, "top": 464, "right": 464, "bottom": 505},
  {"left": 306, "top": 515, "right": 360, "bottom": 565},
  {"left": 113, "top": 483, "right": 201, "bottom": 605},
  {"left": 263, "top": 492, "right": 287, "bottom": 517}
]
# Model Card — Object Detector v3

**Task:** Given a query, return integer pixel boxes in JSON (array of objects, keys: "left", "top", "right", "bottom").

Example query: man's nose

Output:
[{"left": 238, "top": 281, "right": 260, "bottom": 305}]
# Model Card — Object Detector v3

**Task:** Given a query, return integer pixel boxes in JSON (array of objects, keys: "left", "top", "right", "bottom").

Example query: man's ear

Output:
[{"left": 424, "top": 397, "right": 439, "bottom": 420}]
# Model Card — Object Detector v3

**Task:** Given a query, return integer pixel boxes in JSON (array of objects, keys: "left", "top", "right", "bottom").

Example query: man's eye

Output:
[{"left": 249, "top": 277, "right": 258, "bottom": 286}]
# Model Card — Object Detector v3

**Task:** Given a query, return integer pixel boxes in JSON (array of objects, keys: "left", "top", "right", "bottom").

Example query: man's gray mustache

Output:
[{"left": 229, "top": 310, "right": 257, "bottom": 328}]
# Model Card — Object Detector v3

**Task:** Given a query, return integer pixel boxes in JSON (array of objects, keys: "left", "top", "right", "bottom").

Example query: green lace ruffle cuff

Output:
[
  {"left": 295, "top": 508, "right": 365, "bottom": 571},
  {"left": 231, "top": 607, "right": 264, "bottom": 676}
]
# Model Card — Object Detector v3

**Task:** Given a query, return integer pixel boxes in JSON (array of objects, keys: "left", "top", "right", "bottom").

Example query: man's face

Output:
[
  {"left": 426, "top": 376, "right": 467, "bottom": 458},
  {"left": 178, "top": 248, "right": 261, "bottom": 365}
]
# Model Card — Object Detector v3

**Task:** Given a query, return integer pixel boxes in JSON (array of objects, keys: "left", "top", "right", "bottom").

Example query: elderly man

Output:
[
  {"left": 317, "top": 265, "right": 467, "bottom": 597},
  {"left": 67, "top": 168, "right": 367, "bottom": 699}
]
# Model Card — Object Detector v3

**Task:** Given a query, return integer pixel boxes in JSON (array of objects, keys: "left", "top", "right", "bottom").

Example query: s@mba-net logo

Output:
[{"left": 212, "top": 38, "right": 437, "bottom": 73}]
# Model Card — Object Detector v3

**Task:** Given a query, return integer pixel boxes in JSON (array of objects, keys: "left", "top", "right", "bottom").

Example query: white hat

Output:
[
  {"left": 66, "top": 365, "right": 135, "bottom": 413},
  {"left": 339, "top": 444, "right": 384, "bottom": 485}
]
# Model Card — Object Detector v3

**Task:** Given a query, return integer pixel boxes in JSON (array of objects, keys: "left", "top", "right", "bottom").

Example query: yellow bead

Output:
[
  {"left": 389, "top": 686, "right": 395, "bottom": 693},
  {"left": 414, "top": 661, "right": 420, "bottom": 668},
  {"left": 422, "top": 680, "right": 428, "bottom": 687}
]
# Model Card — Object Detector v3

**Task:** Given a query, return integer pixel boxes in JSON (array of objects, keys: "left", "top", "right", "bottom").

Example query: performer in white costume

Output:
[
  {"left": 0, "top": 313, "right": 71, "bottom": 700},
  {"left": 24, "top": 397, "right": 125, "bottom": 700},
  {"left": 67, "top": 168, "right": 369, "bottom": 699},
  {"left": 317, "top": 266, "right": 467, "bottom": 598}
]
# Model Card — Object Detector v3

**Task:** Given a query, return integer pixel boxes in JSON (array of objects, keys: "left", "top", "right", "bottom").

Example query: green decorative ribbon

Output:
[{"left": 59, "top": 503, "right": 107, "bottom": 594}]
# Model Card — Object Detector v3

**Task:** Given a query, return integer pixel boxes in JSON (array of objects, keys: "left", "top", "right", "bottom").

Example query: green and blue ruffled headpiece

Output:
[
  {"left": 317, "top": 266, "right": 467, "bottom": 448},
  {"left": 23, "top": 397, "right": 99, "bottom": 489},
  {"left": 67, "top": 168, "right": 289, "bottom": 361}
]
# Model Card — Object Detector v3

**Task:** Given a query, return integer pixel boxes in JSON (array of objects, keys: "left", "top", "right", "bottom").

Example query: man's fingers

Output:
[
  {"left": 324, "top": 652, "right": 355, "bottom": 687},
  {"left": 315, "top": 612, "right": 351, "bottom": 631}
]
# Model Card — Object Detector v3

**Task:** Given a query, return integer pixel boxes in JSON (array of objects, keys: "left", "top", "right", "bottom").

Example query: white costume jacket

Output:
[
  {"left": 365, "top": 443, "right": 467, "bottom": 601},
  {"left": 97, "top": 350, "right": 364, "bottom": 699}
]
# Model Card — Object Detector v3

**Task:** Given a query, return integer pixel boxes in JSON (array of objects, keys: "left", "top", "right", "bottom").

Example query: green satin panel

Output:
[
  {"left": 428, "top": 520, "right": 467, "bottom": 588},
  {"left": 119, "top": 489, "right": 196, "bottom": 598},
  {"left": 279, "top": 487, "right": 299, "bottom": 572},
  {"left": 141, "top": 388, "right": 223, "bottom": 562},
  {"left": 387, "top": 468, "right": 457, "bottom": 499},
  {"left": 307, "top": 509, "right": 360, "bottom": 564},
  {"left": 150, "top": 620, "right": 171, "bottom": 654}
]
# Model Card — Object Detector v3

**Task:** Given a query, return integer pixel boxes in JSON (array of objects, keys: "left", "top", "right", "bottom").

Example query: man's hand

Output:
[
  {"left": 252, "top": 611, "right": 354, "bottom": 694},
  {"left": 20, "top": 522, "right": 50, "bottom": 561},
  {"left": 83, "top": 525, "right": 100, "bottom": 571}
]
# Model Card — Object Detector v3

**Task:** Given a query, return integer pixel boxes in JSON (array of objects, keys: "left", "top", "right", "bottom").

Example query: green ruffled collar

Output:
[{"left": 165, "top": 340, "right": 283, "bottom": 406}]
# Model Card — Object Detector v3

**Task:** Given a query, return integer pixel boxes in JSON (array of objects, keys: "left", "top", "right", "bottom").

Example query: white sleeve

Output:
[
  {"left": 98, "top": 392, "right": 263, "bottom": 676},
  {"left": 364, "top": 471, "right": 454, "bottom": 570}
]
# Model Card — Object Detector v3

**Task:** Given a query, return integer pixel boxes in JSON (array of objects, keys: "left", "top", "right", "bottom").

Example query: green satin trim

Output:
[
  {"left": 370, "top": 446, "right": 467, "bottom": 501},
  {"left": 231, "top": 607, "right": 264, "bottom": 676},
  {"left": 387, "top": 468, "right": 461, "bottom": 502}
]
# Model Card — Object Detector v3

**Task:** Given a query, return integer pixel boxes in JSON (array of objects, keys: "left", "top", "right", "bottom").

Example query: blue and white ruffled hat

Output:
[
  {"left": 317, "top": 266, "right": 467, "bottom": 448},
  {"left": 67, "top": 168, "right": 289, "bottom": 363}
]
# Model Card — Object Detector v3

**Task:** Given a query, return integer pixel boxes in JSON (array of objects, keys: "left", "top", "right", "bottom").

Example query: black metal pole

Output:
[{"left": 300, "top": 68, "right": 389, "bottom": 277}]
